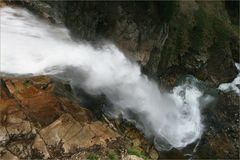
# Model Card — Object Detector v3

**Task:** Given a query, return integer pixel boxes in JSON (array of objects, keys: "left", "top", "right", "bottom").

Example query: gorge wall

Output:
[
  {"left": 14, "top": 0, "right": 239, "bottom": 87},
  {"left": 1, "top": 1, "right": 239, "bottom": 159}
]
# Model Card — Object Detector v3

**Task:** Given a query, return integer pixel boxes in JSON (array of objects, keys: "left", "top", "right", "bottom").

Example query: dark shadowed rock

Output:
[
  {"left": 8, "top": 0, "right": 238, "bottom": 86},
  {"left": 193, "top": 91, "right": 239, "bottom": 159}
]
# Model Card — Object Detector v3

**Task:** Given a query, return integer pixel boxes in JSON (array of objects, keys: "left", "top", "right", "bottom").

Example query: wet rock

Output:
[{"left": 193, "top": 91, "right": 239, "bottom": 159}]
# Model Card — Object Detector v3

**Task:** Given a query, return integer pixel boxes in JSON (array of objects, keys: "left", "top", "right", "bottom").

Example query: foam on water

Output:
[
  {"left": 218, "top": 63, "right": 240, "bottom": 95},
  {"left": 1, "top": 7, "right": 209, "bottom": 150}
]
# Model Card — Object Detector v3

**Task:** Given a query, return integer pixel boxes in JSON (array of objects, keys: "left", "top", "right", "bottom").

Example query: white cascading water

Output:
[
  {"left": 1, "top": 7, "right": 208, "bottom": 150},
  {"left": 218, "top": 63, "right": 240, "bottom": 96}
]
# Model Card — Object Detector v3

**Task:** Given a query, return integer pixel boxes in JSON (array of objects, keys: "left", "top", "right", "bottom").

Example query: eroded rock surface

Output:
[{"left": 0, "top": 76, "right": 120, "bottom": 159}]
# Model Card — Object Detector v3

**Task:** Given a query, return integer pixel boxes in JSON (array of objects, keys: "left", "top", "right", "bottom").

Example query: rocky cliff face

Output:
[
  {"left": 15, "top": 0, "right": 239, "bottom": 87},
  {"left": 1, "top": 1, "right": 239, "bottom": 159}
]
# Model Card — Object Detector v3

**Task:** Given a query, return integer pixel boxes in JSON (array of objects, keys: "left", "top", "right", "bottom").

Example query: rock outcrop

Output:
[
  {"left": 0, "top": 76, "right": 121, "bottom": 159},
  {"left": 0, "top": 75, "right": 163, "bottom": 159},
  {"left": 195, "top": 91, "right": 239, "bottom": 159}
]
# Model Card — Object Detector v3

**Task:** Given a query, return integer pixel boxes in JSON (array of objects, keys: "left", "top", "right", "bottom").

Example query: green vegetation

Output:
[
  {"left": 33, "top": 121, "right": 42, "bottom": 129},
  {"left": 159, "top": 1, "right": 178, "bottom": 22},
  {"left": 107, "top": 150, "right": 119, "bottom": 160},
  {"left": 127, "top": 147, "right": 148, "bottom": 160},
  {"left": 23, "top": 80, "right": 32, "bottom": 88},
  {"left": 87, "top": 154, "right": 98, "bottom": 160},
  {"left": 191, "top": 6, "right": 236, "bottom": 50},
  {"left": 191, "top": 7, "right": 212, "bottom": 52},
  {"left": 161, "top": 1, "right": 238, "bottom": 69}
]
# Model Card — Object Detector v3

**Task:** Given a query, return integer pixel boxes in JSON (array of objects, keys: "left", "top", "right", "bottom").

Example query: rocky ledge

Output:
[{"left": 0, "top": 75, "right": 155, "bottom": 160}]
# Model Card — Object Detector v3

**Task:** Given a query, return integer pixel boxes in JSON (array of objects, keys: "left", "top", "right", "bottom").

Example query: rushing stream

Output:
[{"left": 0, "top": 7, "right": 213, "bottom": 151}]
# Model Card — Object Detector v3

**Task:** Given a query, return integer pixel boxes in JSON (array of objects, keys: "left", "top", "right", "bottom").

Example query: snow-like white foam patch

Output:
[{"left": 218, "top": 63, "right": 240, "bottom": 96}]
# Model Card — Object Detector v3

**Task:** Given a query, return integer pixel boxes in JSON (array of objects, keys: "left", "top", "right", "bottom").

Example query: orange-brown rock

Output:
[
  {"left": 1, "top": 76, "right": 92, "bottom": 127},
  {"left": 0, "top": 76, "right": 120, "bottom": 159},
  {"left": 0, "top": 1, "right": 6, "bottom": 8},
  {"left": 36, "top": 113, "right": 118, "bottom": 154}
]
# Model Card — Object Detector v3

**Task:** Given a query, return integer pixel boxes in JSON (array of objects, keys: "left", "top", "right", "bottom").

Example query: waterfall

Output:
[{"left": 0, "top": 7, "right": 211, "bottom": 150}]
